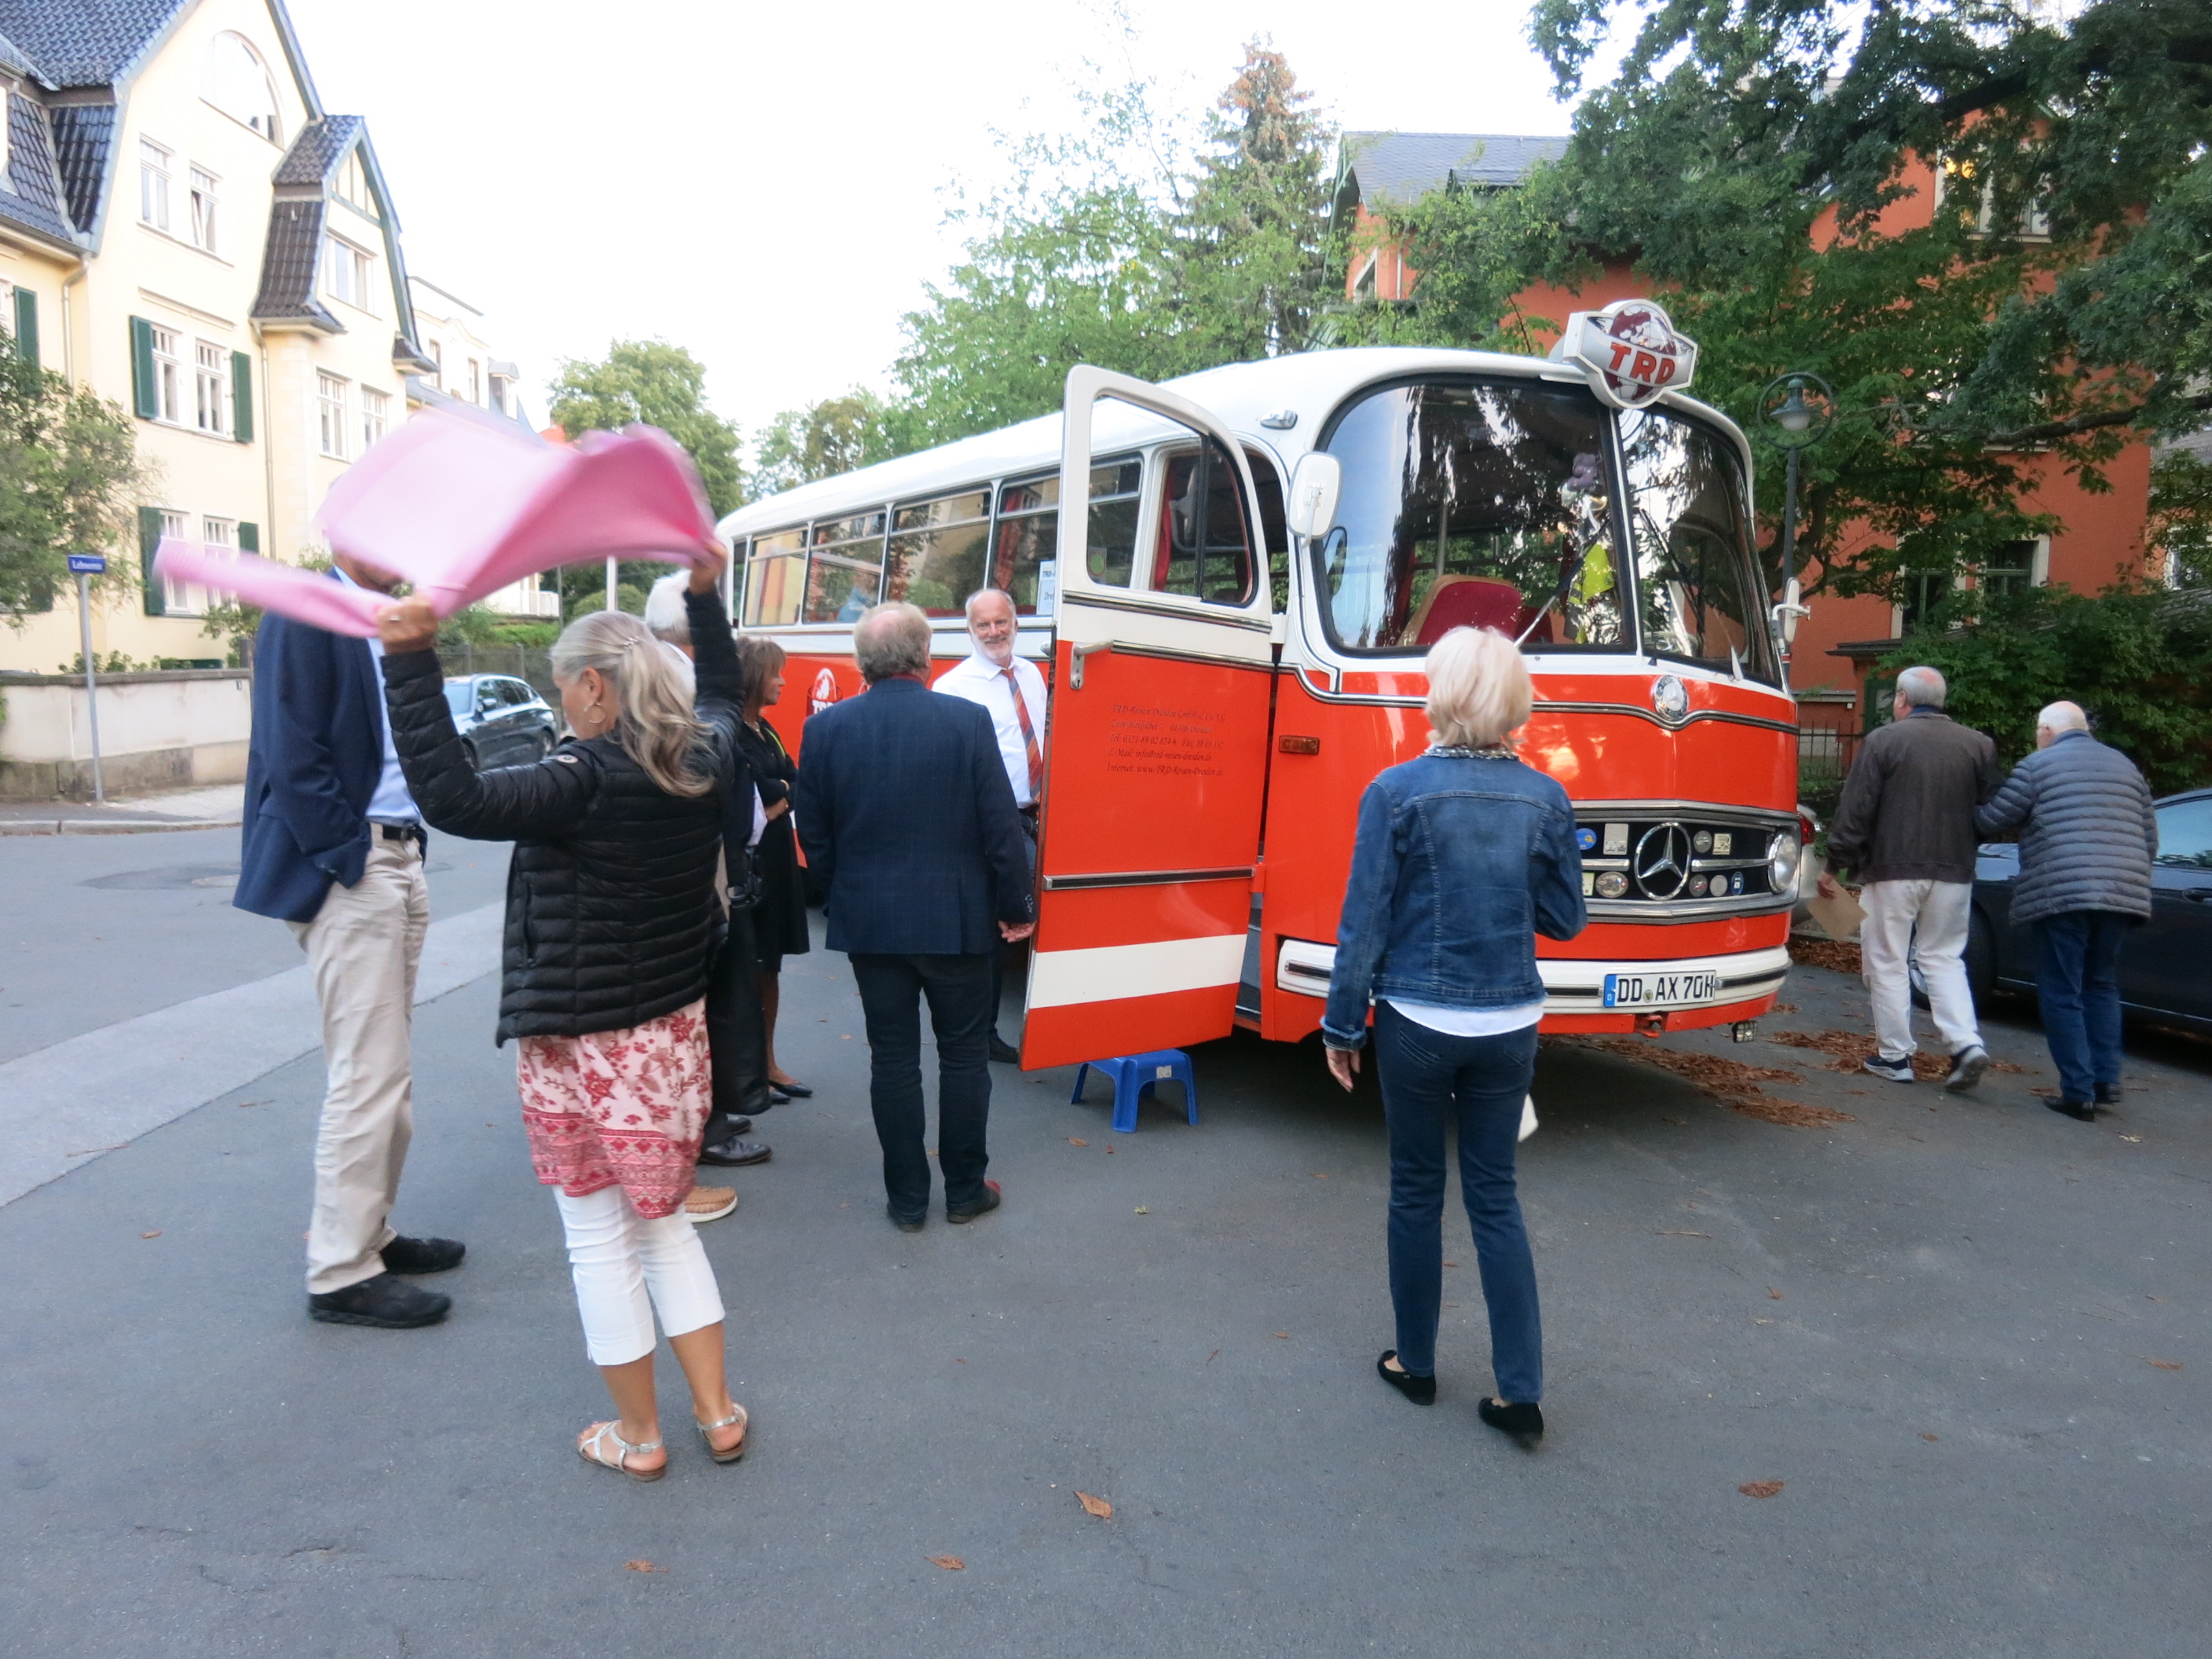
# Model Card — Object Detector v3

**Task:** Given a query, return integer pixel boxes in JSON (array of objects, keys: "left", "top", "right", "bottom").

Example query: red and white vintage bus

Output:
[{"left": 718, "top": 302, "right": 1807, "bottom": 1069}]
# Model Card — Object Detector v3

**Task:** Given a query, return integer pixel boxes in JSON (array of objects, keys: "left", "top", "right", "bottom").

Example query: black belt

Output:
[
  {"left": 1017, "top": 804, "right": 1040, "bottom": 819},
  {"left": 374, "top": 822, "right": 427, "bottom": 846}
]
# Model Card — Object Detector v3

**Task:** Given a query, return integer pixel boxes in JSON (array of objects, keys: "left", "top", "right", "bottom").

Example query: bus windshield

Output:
[
  {"left": 1314, "top": 379, "right": 1625, "bottom": 655},
  {"left": 1618, "top": 405, "right": 1778, "bottom": 684}
]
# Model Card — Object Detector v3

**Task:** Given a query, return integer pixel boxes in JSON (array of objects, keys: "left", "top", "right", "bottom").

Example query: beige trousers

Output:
[{"left": 289, "top": 837, "right": 430, "bottom": 1293}]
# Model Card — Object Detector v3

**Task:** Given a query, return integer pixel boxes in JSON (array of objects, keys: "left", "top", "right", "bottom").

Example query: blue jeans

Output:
[
  {"left": 2034, "top": 910, "right": 2130, "bottom": 1104},
  {"left": 1372, "top": 1003, "right": 1542, "bottom": 1399},
  {"left": 849, "top": 952, "right": 995, "bottom": 1218}
]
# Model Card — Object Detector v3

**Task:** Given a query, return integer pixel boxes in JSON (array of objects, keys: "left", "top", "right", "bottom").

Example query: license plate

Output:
[{"left": 1602, "top": 970, "right": 1719, "bottom": 1009}]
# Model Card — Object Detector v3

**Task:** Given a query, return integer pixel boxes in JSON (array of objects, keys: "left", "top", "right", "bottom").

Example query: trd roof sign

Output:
[{"left": 1551, "top": 298, "right": 1700, "bottom": 410}]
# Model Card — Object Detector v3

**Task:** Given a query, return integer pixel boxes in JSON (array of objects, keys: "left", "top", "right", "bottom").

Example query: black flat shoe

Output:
[
  {"left": 308, "top": 1273, "right": 450, "bottom": 1328},
  {"left": 947, "top": 1180, "right": 1002, "bottom": 1224},
  {"left": 888, "top": 1205, "right": 925, "bottom": 1234},
  {"left": 2045, "top": 1096, "right": 2097, "bottom": 1122},
  {"left": 698, "top": 1135, "right": 773, "bottom": 1167},
  {"left": 380, "top": 1236, "right": 465, "bottom": 1275},
  {"left": 1478, "top": 1397, "right": 1544, "bottom": 1440},
  {"left": 1376, "top": 1351, "right": 1436, "bottom": 1405},
  {"left": 771, "top": 1080, "right": 813, "bottom": 1099},
  {"left": 987, "top": 1034, "right": 1021, "bottom": 1065},
  {"left": 2094, "top": 1082, "right": 2122, "bottom": 1106}
]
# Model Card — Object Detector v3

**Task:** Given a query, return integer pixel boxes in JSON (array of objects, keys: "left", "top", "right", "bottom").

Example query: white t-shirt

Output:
[
  {"left": 933, "top": 648, "right": 1049, "bottom": 807},
  {"left": 335, "top": 566, "right": 421, "bottom": 824},
  {"left": 1386, "top": 998, "right": 1546, "bottom": 1036}
]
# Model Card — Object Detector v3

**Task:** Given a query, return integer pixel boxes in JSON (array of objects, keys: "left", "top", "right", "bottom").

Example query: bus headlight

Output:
[{"left": 1767, "top": 832, "right": 1799, "bottom": 894}]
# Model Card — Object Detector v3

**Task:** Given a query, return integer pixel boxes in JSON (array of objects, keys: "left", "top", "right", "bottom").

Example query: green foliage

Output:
[
  {"left": 1882, "top": 584, "right": 2212, "bottom": 793},
  {"left": 2149, "top": 450, "right": 2212, "bottom": 589},
  {"left": 0, "top": 346, "right": 145, "bottom": 624},
  {"left": 562, "top": 580, "right": 648, "bottom": 623},
  {"left": 66, "top": 650, "right": 152, "bottom": 674},
  {"left": 548, "top": 341, "right": 745, "bottom": 517},
  {"left": 753, "top": 389, "right": 914, "bottom": 499}
]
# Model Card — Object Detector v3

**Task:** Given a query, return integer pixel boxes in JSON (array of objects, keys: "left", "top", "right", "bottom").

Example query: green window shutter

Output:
[
  {"left": 231, "top": 350, "right": 254, "bottom": 442},
  {"left": 237, "top": 522, "right": 258, "bottom": 554},
  {"left": 139, "top": 506, "right": 167, "bottom": 616},
  {"left": 11, "top": 287, "right": 38, "bottom": 368},
  {"left": 130, "top": 317, "right": 159, "bottom": 419}
]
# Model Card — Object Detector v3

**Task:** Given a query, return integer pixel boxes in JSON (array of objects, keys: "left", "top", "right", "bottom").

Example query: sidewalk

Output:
[{"left": 0, "top": 782, "right": 245, "bottom": 834}]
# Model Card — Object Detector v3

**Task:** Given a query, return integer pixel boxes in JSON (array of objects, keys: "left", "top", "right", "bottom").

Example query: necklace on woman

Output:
[{"left": 1426, "top": 742, "right": 1515, "bottom": 760}]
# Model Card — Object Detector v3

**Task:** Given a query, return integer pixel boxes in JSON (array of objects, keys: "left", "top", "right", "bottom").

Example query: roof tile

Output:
[
  {"left": 1339, "top": 131, "right": 1569, "bottom": 208},
  {"left": 0, "top": 1, "right": 185, "bottom": 89}
]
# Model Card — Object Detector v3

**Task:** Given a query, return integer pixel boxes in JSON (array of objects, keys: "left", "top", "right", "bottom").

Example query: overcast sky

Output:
[{"left": 288, "top": 0, "right": 1588, "bottom": 443}]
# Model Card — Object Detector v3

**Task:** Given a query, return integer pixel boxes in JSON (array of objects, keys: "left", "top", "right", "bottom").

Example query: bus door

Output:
[{"left": 1021, "top": 367, "right": 1278, "bottom": 1070}]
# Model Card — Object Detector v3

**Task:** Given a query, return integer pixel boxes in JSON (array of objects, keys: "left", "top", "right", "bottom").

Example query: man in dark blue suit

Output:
[
  {"left": 236, "top": 552, "right": 461, "bottom": 1329},
  {"left": 796, "top": 601, "right": 1036, "bottom": 1231}
]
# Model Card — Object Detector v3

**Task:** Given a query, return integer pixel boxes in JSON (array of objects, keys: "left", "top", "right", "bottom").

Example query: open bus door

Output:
[{"left": 1020, "top": 367, "right": 1278, "bottom": 1070}]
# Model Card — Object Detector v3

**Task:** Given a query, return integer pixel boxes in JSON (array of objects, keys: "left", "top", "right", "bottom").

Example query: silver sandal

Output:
[
  {"left": 578, "top": 1420, "right": 666, "bottom": 1482},
  {"left": 696, "top": 1401, "right": 748, "bottom": 1464}
]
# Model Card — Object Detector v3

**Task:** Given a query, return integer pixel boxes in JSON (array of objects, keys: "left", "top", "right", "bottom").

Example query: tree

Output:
[
  {"left": 753, "top": 389, "right": 913, "bottom": 498},
  {"left": 2148, "top": 450, "right": 2212, "bottom": 589},
  {"left": 548, "top": 340, "right": 745, "bottom": 517},
  {"left": 0, "top": 346, "right": 145, "bottom": 623}
]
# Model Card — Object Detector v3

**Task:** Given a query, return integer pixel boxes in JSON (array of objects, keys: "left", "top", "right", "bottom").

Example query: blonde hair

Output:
[
  {"left": 551, "top": 609, "right": 712, "bottom": 797},
  {"left": 1424, "top": 626, "right": 1533, "bottom": 748}
]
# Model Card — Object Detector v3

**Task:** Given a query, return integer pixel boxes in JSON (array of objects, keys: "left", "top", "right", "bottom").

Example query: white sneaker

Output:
[
  {"left": 1944, "top": 1046, "right": 1990, "bottom": 1092},
  {"left": 1862, "top": 1053, "right": 1914, "bottom": 1083}
]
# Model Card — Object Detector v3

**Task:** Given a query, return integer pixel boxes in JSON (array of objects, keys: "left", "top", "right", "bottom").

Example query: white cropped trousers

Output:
[{"left": 551, "top": 1185, "right": 726, "bottom": 1367}]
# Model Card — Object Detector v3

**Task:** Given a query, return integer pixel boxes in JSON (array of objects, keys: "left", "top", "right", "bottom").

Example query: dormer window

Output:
[
  {"left": 333, "top": 149, "right": 374, "bottom": 216},
  {"left": 322, "top": 234, "right": 374, "bottom": 312},
  {"left": 203, "top": 31, "right": 281, "bottom": 143}
]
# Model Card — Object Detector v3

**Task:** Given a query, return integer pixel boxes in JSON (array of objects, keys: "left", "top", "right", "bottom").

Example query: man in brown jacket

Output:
[{"left": 1819, "top": 666, "right": 1999, "bottom": 1090}]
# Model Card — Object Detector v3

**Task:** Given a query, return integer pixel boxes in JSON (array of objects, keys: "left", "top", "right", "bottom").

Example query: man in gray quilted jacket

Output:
[{"left": 1976, "top": 701, "right": 2159, "bottom": 1120}]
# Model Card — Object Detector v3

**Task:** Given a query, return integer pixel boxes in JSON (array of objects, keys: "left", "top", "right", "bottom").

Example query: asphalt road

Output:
[{"left": 2, "top": 834, "right": 2207, "bottom": 1657}]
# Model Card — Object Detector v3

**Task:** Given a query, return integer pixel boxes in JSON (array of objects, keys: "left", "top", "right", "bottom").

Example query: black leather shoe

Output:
[
  {"left": 888, "top": 1205, "right": 925, "bottom": 1233},
  {"left": 772, "top": 1080, "right": 813, "bottom": 1099},
  {"left": 2045, "top": 1096, "right": 2096, "bottom": 1122},
  {"left": 1377, "top": 1350, "right": 1436, "bottom": 1404},
  {"left": 698, "top": 1135, "right": 772, "bottom": 1166},
  {"left": 309, "top": 1273, "right": 450, "bottom": 1328},
  {"left": 381, "top": 1236, "right": 465, "bottom": 1275},
  {"left": 765, "top": 1089, "right": 791, "bottom": 1107},
  {"left": 1478, "top": 1397, "right": 1544, "bottom": 1440},
  {"left": 947, "top": 1180, "right": 1002, "bottom": 1224},
  {"left": 987, "top": 1035, "right": 1021, "bottom": 1065},
  {"left": 2095, "top": 1082, "right": 2123, "bottom": 1106}
]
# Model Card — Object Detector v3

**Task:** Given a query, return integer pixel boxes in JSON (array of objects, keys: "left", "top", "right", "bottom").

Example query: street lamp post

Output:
[{"left": 1757, "top": 371, "right": 1835, "bottom": 665}]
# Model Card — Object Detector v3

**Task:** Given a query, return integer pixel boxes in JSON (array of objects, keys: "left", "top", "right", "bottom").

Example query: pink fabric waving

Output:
[{"left": 151, "top": 541, "right": 384, "bottom": 636}]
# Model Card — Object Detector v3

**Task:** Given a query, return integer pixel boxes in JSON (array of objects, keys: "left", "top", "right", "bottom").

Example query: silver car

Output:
[{"left": 441, "top": 675, "right": 558, "bottom": 771}]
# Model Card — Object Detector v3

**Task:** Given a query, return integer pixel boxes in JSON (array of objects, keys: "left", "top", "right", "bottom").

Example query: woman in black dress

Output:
[{"left": 734, "top": 635, "right": 812, "bottom": 1097}]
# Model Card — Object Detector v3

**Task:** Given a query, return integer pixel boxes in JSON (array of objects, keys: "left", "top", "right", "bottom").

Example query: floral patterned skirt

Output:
[{"left": 515, "top": 1000, "right": 710, "bottom": 1220}]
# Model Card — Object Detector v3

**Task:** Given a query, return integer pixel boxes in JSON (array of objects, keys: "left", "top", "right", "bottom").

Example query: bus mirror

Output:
[
  {"left": 1286, "top": 453, "right": 1342, "bottom": 541},
  {"left": 1770, "top": 575, "right": 1809, "bottom": 645}
]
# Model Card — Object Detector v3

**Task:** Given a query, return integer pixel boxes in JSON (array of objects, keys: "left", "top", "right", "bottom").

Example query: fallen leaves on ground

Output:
[
  {"left": 1921, "top": 1433, "right": 1939, "bottom": 1441},
  {"left": 1068, "top": 1137, "right": 1088, "bottom": 1147},
  {"left": 1767, "top": 1027, "right": 2027, "bottom": 1080},
  {"left": 1768, "top": 1287, "right": 1783, "bottom": 1299},
  {"left": 1771, "top": 1002, "right": 1798, "bottom": 1013},
  {"left": 2146, "top": 1358, "right": 2184, "bottom": 1372},
  {"left": 1207, "top": 1349, "right": 1220, "bottom": 1363},
  {"left": 624, "top": 1560, "right": 666, "bottom": 1573},
  {"left": 1582, "top": 1038, "right": 1853, "bottom": 1129},
  {"left": 927, "top": 1555, "right": 965, "bottom": 1570},
  {"left": 1273, "top": 1331, "right": 1290, "bottom": 1339},
  {"left": 1738, "top": 1480, "right": 1785, "bottom": 1499},
  {"left": 2120, "top": 1134, "right": 2143, "bottom": 1144},
  {"left": 1655, "top": 1229, "right": 1711, "bottom": 1238},
  {"left": 1133, "top": 1206, "right": 1148, "bottom": 1214},
  {"left": 1788, "top": 937, "right": 1860, "bottom": 975},
  {"left": 1076, "top": 1491, "right": 1113, "bottom": 1520},
  {"left": 1443, "top": 1260, "right": 1460, "bottom": 1268},
  {"left": 140, "top": 1230, "right": 162, "bottom": 1239}
]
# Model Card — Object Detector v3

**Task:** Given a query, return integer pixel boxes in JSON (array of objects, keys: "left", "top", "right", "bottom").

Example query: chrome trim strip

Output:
[
  {"left": 1064, "top": 589, "right": 1274, "bottom": 632},
  {"left": 1043, "top": 866, "right": 1255, "bottom": 892},
  {"left": 1584, "top": 892, "right": 1796, "bottom": 922},
  {"left": 1575, "top": 800, "right": 1800, "bottom": 826},
  {"left": 1097, "top": 641, "right": 1274, "bottom": 673},
  {"left": 1286, "top": 676, "right": 1799, "bottom": 734}
]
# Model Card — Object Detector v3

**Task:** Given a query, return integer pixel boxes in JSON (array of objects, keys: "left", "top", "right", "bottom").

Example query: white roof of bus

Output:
[{"left": 717, "top": 347, "right": 1747, "bottom": 540}]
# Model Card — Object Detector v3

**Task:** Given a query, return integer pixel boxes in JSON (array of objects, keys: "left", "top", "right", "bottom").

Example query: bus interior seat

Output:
[{"left": 1407, "top": 576, "right": 1542, "bottom": 645}]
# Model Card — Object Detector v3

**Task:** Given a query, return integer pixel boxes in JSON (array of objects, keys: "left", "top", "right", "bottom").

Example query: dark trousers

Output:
[
  {"left": 1373, "top": 1002, "right": 1543, "bottom": 1399},
  {"left": 704, "top": 906, "right": 771, "bottom": 1137},
  {"left": 2034, "top": 910, "right": 2130, "bottom": 1104},
  {"left": 849, "top": 951, "right": 994, "bottom": 1217},
  {"left": 988, "top": 814, "right": 1039, "bottom": 1035}
]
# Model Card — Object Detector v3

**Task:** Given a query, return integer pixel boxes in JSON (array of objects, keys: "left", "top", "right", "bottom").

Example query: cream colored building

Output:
[{"left": 0, "top": 0, "right": 440, "bottom": 672}]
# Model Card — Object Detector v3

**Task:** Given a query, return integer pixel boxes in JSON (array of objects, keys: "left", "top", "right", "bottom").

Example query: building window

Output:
[
  {"left": 194, "top": 340, "right": 229, "bottom": 435},
  {"left": 360, "top": 385, "right": 390, "bottom": 451},
  {"left": 468, "top": 358, "right": 481, "bottom": 404},
  {"left": 139, "top": 140, "right": 173, "bottom": 231},
  {"left": 318, "top": 372, "right": 349, "bottom": 458},
  {"left": 427, "top": 339, "right": 442, "bottom": 387},
  {"left": 189, "top": 167, "right": 219, "bottom": 252},
  {"left": 1979, "top": 539, "right": 2042, "bottom": 600},
  {"left": 333, "top": 149, "right": 373, "bottom": 214},
  {"left": 159, "top": 509, "right": 202, "bottom": 614},
  {"left": 149, "top": 324, "right": 183, "bottom": 423},
  {"left": 202, "top": 31, "right": 281, "bottom": 143},
  {"left": 322, "top": 236, "right": 373, "bottom": 311},
  {"left": 488, "top": 373, "right": 511, "bottom": 417},
  {"left": 1899, "top": 569, "right": 1954, "bottom": 634}
]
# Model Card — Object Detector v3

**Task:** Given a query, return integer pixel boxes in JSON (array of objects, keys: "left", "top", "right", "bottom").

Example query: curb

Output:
[{"left": 0, "top": 817, "right": 244, "bottom": 836}]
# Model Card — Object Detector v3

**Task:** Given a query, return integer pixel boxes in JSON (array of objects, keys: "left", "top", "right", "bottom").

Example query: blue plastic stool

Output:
[{"left": 1071, "top": 1049, "right": 1199, "bottom": 1134}]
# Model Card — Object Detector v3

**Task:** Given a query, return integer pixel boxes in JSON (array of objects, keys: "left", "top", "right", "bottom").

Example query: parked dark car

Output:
[
  {"left": 441, "top": 674, "right": 558, "bottom": 771},
  {"left": 1956, "top": 786, "right": 2212, "bottom": 1031}
]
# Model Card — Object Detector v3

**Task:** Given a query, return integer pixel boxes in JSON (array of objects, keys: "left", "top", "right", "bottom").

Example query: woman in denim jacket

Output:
[{"left": 1322, "top": 627, "right": 1586, "bottom": 1437}]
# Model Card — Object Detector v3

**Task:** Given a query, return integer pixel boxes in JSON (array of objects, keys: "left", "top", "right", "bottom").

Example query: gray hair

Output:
[
  {"left": 1424, "top": 626, "right": 1533, "bottom": 748},
  {"left": 550, "top": 609, "right": 711, "bottom": 797},
  {"left": 1895, "top": 665, "right": 1946, "bottom": 709},
  {"left": 854, "top": 601, "right": 932, "bottom": 683},
  {"left": 965, "top": 588, "right": 1016, "bottom": 622},
  {"left": 2037, "top": 700, "right": 2089, "bottom": 734},
  {"left": 643, "top": 572, "right": 691, "bottom": 646}
]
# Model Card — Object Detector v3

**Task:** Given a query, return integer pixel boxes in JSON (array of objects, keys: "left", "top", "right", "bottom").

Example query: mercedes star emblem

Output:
[
  {"left": 1650, "top": 672, "right": 1690, "bottom": 722},
  {"left": 1633, "top": 822, "right": 1694, "bottom": 900}
]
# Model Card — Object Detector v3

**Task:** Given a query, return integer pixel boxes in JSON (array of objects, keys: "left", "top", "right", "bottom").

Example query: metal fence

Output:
[{"left": 440, "top": 642, "right": 558, "bottom": 701}]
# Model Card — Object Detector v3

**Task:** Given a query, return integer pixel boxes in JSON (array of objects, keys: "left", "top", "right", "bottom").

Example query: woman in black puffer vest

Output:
[{"left": 375, "top": 552, "right": 752, "bottom": 1482}]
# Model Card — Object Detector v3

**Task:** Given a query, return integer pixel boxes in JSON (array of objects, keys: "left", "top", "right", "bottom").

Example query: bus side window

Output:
[
  {"left": 886, "top": 490, "right": 991, "bottom": 616},
  {"left": 744, "top": 527, "right": 806, "bottom": 626},
  {"left": 1246, "top": 449, "right": 1287, "bottom": 615},
  {"left": 803, "top": 511, "right": 886, "bottom": 624},
  {"left": 991, "top": 459, "right": 1143, "bottom": 606},
  {"left": 1155, "top": 442, "right": 1254, "bottom": 606}
]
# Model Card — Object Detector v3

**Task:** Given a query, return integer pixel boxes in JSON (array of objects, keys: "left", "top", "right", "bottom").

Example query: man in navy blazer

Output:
[
  {"left": 236, "top": 554, "right": 462, "bottom": 1329},
  {"left": 796, "top": 601, "right": 1036, "bottom": 1230}
]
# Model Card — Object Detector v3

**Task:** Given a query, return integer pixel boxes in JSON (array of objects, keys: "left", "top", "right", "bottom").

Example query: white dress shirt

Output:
[
  {"left": 334, "top": 566, "right": 421, "bottom": 824},
  {"left": 933, "top": 648, "right": 1049, "bottom": 807}
]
